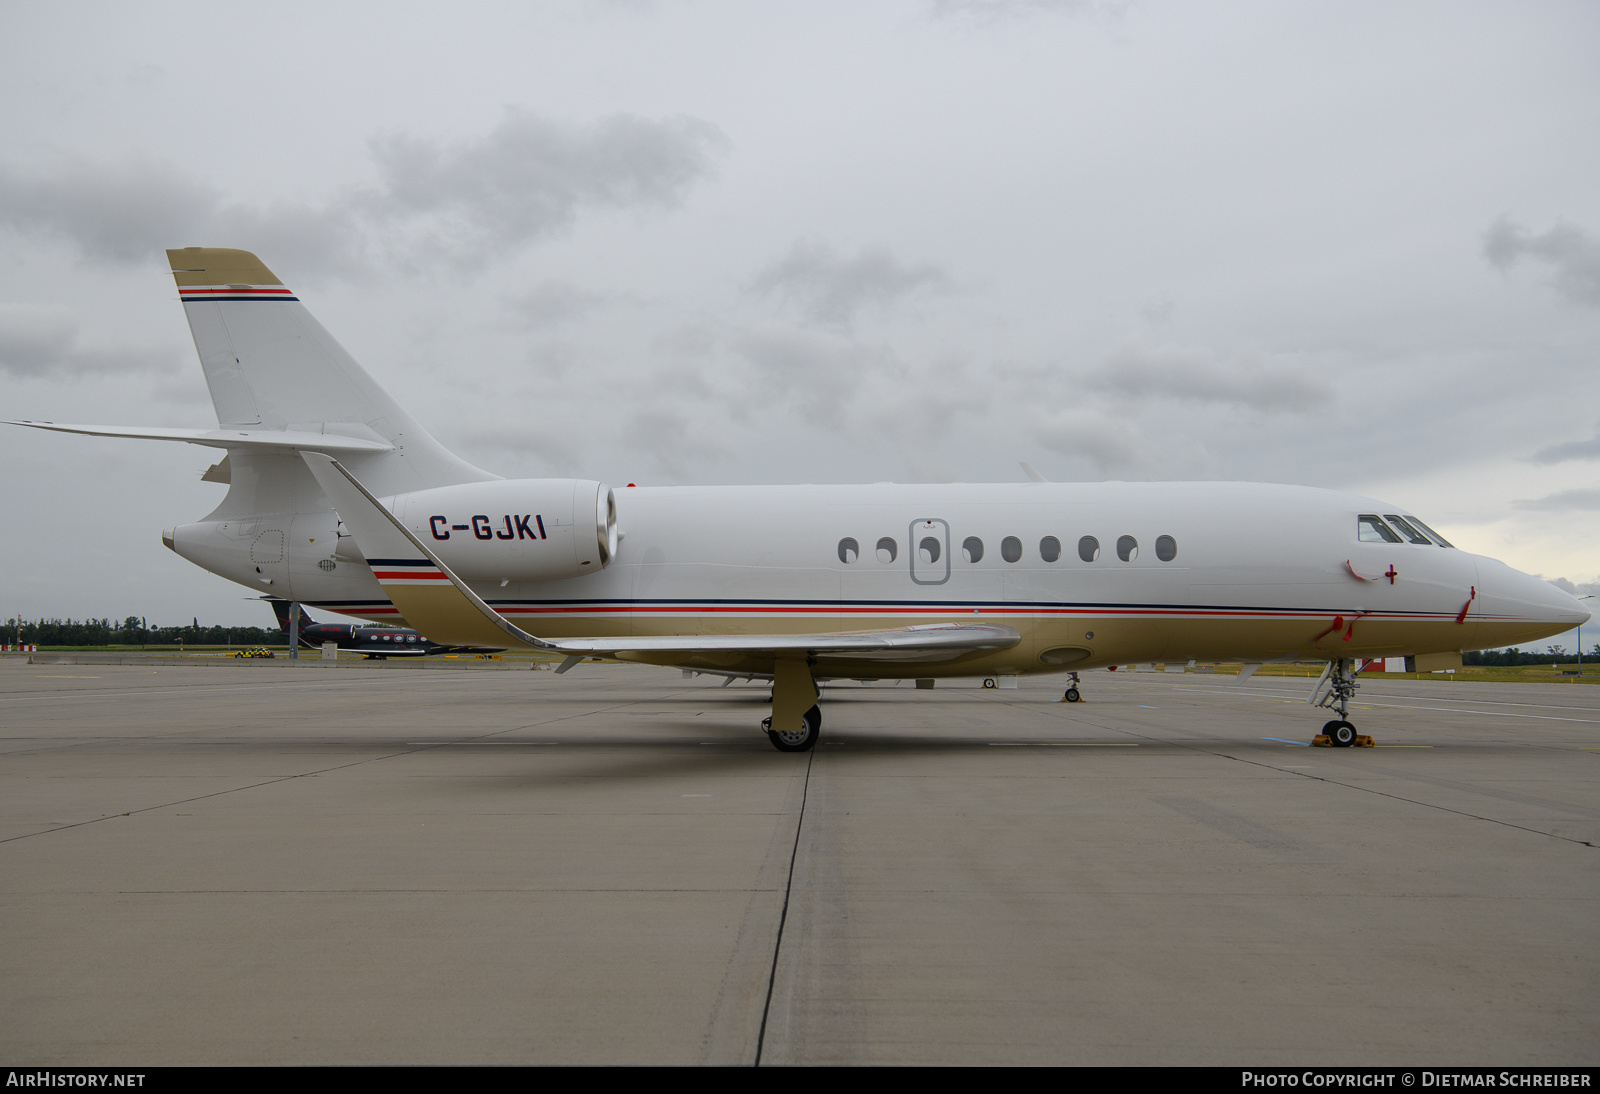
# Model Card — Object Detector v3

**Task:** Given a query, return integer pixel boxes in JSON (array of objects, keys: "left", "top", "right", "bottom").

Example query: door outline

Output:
[{"left": 909, "top": 518, "right": 950, "bottom": 585}]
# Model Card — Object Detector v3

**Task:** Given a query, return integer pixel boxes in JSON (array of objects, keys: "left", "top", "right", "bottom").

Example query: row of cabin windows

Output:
[
  {"left": 1357, "top": 514, "right": 1454, "bottom": 547},
  {"left": 836, "top": 534, "right": 1178, "bottom": 565}
]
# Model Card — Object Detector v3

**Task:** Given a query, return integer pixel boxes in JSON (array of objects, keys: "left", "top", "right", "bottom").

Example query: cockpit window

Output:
[
  {"left": 1357, "top": 515, "right": 1402, "bottom": 543},
  {"left": 1403, "top": 516, "right": 1453, "bottom": 548},
  {"left": 1383, "top": 515, "right": 1432, "bottom": 545}
]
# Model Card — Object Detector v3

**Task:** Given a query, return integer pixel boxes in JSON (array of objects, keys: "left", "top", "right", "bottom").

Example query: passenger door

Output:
[{"left": 909, "top": 518, "right": 950, "bottom": 586}]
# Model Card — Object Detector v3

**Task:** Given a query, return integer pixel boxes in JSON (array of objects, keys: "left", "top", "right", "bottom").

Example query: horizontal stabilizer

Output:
[
  {"left": 299, "top": 451, "right": 1023, "bottom": 665},
  {"left": 6, "top": 421, "right": 394, "bottom": 453}
]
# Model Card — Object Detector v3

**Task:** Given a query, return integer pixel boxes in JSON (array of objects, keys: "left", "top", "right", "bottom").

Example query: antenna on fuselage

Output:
[{"left": 1019, "top": 462, "right": 1049, "bottom": 483}]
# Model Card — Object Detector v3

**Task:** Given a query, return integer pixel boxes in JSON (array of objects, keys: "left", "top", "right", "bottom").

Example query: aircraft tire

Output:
[
  {"left": 1064, "top": 687, "right": 1081, "bottom": 702},
  {"left": 766, "top": 705, "right": 821, "bottom": 752},
  {"left": 983, "top": 678, "right": 996, "bottom": 689},
  {"left": 1324, "top": 719, "right": 1357, "bottom": 747}
]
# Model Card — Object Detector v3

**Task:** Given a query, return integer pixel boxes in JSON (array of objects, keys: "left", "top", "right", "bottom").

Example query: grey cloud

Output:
[
  {"left": 622, "top": 407, "right": 735, "bottom": 481},
  {"left": 750, "top": 238, "right": 950, "bottom": 330},
  {"left": 0, "top": 111, "right": 727, "bottom": 274},
  {"left": 368, "top": 111, "right": 729, "bottom": 258},
  {"left": 1513, "top": 488, "right": 1600, "bottom": 512},
  {"left": 0, "top": 159, "right": 216, "bottom": 263},
  {"left": 1484, "top": 217, "right": 1600, "bottom": 307},
  {"left": 1138, "top": 298, "right": 1176, "bottom": 327},
  {"left": 736, "top": 331, "right": 898, "bottom": 426},
  {"left": 1032, "top": 409, "right": 1144, "bottom": 475},
  {"left": 0, "top": 304, "right": 170, "bottom": 377},
  {"left": 651, "top": 322, "right": 718, "bottom": 361},
  {"left": 928, "top": 0, "right": 1130, "bottom": 23},
  {"left": 1545, "top": 577, "right": 1600, "bottom": 598},
  {"left": 1090, "top": 343, "right": 1334, "bottom": 412},
  {"left": 507, "top": 282, "right": 626, "bottom": 328},
  {"left": 1531, "top": 427, "right": 1600, "bottom": 464}
]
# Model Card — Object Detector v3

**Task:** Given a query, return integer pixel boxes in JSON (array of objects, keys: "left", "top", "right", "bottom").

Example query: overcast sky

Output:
[{"left": 2, "top": 1, "right": 1598, "bottom": 634}]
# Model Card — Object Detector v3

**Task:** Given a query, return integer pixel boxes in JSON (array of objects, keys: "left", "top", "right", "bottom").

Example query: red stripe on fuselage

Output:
[{"left": 178, "top": 287, "right": 296, "bottom": 296}]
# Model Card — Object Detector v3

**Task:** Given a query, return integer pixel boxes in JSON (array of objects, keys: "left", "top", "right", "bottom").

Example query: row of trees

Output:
[
  {"left": 4, "top": 617, "right": 286, "bottom": 647},
  {"left": 1463, "top": 645, "right": 1600, "bottom": 666}
]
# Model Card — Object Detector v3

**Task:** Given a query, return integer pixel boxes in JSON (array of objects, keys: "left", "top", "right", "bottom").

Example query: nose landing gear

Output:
[
  {"left": 1061, "top": 672, "right": 1082, "bottom": 703},
  {"left": 1310, "top": 658, "right": 1375, "bottom": 747}
]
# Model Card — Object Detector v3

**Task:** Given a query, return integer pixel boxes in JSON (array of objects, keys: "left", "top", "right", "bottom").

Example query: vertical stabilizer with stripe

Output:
[{"left": 167, "top": 247, "right": 493, "bottom": 498}]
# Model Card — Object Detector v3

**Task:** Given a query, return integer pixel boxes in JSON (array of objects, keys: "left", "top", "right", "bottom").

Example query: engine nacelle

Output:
[{"left": 385, "top": 478, "right": 619, "bottom": 582}]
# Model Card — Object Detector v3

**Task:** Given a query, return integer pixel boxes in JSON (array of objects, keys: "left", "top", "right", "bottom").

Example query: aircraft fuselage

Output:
[{"left": 171, "top": 479, "right": 1581, "bottom": 679}]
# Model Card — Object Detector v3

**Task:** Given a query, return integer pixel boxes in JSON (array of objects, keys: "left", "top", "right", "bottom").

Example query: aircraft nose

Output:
[{"left": 1474, "top": 557, "right": 1590, "bottom": 645}]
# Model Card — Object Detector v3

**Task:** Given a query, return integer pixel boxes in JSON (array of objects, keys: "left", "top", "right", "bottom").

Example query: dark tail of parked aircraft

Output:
[{"left": 266, "top": 598, "right": 316, "bottom": 635}]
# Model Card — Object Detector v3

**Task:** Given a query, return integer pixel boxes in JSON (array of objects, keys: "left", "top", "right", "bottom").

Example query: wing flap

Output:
[{"left": 551, "top": 624, "right": 1021, "bottom": 661}]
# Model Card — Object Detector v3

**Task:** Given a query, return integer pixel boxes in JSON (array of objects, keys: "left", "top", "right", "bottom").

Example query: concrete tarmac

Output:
[{"left": 1, "top": 657, "right": 1595, "bottom": 1065}]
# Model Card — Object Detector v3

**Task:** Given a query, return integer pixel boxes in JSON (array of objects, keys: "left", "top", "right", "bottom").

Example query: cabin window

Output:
[
  {"left": 962, "top": 536, "right": 984, "bottom": 563},
  {"left": 876, "top": 537, "right": 898, "bottom": 563},
  {"left": 1117, "top": 535, "right": 1138, "bottom": 562},
  {"left": 919, "top": 537, "right": 941, "bottom": 564},
  {"left": 1383, "top": 515, "right": 1431, "bottom": 545},
  {"left": 1040, "top": 536, "right": 1061, "bottom": 562},
  {"left": 1358, "top": 515, "right": 1402, "bottom": 543},
  {"left": 1155, "top": 535, "right": 1177, "bottom": 562},
  {"left": 838, "top": 537, "right": 859, "bottom": 564},
  {"left": 1001, "top": 536, "right": 1022, "bottom": 563},
  {"left": 1404, "top": 516, "right": 1453, "bottom": 548},
  {"left": 1078, "top": 536, "right": 1100, "bottom": 562}
]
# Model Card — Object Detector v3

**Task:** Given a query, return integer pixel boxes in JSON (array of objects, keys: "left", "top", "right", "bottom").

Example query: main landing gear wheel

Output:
[
  {"left": 1322, "top": 719, "right": 1357, "bottom": 748},
  {"left": 764, "top": 704, "right": 821, "bottom": 752}
]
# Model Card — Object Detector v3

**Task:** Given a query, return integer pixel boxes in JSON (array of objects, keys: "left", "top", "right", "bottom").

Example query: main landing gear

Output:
[
  {"left": 1310, "top": 657, "right": 1374, "bottom": 748},
  {"left": 763, "top": 659, "right": 821, "bottom": 752},
  {"left": 763, "top": 705, "right": 821, "bottom": 752},
  {"left": 1061, "top": 672, "right": 1082, "bottom": 703}
]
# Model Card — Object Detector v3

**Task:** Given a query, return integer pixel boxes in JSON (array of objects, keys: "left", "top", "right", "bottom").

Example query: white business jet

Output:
[{"left": 10, "top": 249, "right": 1587, "bottom": 751}]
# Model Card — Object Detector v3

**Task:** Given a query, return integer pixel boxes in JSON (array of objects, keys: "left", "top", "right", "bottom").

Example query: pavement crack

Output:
[{"left": 754, "top": 747, "right": 814, "bottom": 1066}]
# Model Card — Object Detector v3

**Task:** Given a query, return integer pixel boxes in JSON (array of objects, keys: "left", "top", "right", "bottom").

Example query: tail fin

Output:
[
  {"left": 167, "top": 248, "right": 494, "bottom": 496},
  {"left": 266, "top": 597, "right": 315, "bottom": 635}
]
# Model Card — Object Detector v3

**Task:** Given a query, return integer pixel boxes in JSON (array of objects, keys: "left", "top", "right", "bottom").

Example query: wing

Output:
[{"left": 299, "top": 452, "right": 1021, "bottom": 671}]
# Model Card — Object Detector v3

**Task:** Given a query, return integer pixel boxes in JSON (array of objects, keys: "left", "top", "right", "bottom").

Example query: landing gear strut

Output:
[
  {"left": 1310, "top": 657, "right": 1371, "bottom": 747},
  {"left": 1062, "top": 672, "right": 1081, "bottom": 703},
  {"left": 764, "top": 658, "right": 821, "bottom": 752}
]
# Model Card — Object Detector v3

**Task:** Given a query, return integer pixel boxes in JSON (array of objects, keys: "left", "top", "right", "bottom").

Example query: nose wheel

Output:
[
  {"left": 1061, "top": 672, "right": 1082, "bottom": 702},
  {"left": 1321, "top": 719, "right": 1357, "bottom": 747},
  {"left": 764, "top": 704, "right": 821, "bottom": 752}
]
